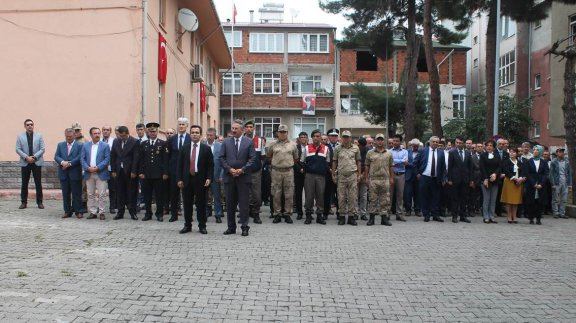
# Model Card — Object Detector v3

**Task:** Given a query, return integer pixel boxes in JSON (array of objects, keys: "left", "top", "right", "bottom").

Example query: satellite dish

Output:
[{"left": 178, "top": 8, "right": 199, "bottom": 32}]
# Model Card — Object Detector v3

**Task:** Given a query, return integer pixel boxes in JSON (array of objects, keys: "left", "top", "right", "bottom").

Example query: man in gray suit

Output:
[
  {"left": 16, "top": 119, "right": 46, "bottom": 209},
  {"left": 205, "top": 127, "right": 224, "bottom": 223},
  {"left": 219, "top": 120, "right": 256, "bottom": 237}
]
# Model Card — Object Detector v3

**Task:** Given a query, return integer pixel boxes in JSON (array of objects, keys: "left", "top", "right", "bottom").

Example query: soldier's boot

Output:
[
  {"left": 367, "top": 214, "right": 375, "bottom": 226},
  {"left": 396, "top": 214, "right": 407, "bottom": 222},
  {"left": 381, "top": 215, "right": 392, "bottom": 226},
  {"left": 316, "top": 214, "right": 326, "bottom": 225},
  {"left": 337, "top": 215, "right": 346, "bottom": 225},
  {"left": 253, "top": 214, "right": 262, "bottom": 224},
  {"left": 304, "top": 213, "right": 313, "bottom": 225},
  {"left": 360, "top": 214, "right": 368, "bottom": 221},
  {"left": 273, "top": 215, "right": 282, "bottom": 223},
  {"left": 284, "top": 215, "right": 293, "bottom": 224},
  {"left": 452, "top": 215, "right": 459, "bottom": 223},
  {"left": 347, "top": 215, "right": 358, "bottom": 226}
]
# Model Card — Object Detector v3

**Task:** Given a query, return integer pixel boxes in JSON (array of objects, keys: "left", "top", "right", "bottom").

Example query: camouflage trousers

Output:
[
  {"left": 271, "top": 168, "right": 294, "bottom": 216},
  {"left": 337, "top": 172, "right": 358, "bottom": 216},
  {"left": 368, "top": 178, "right": 391, "bottom": 215}
]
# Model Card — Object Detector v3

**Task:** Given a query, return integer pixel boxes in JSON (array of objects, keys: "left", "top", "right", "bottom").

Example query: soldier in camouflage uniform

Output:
[
  {"left": 266, "top": 124, "right": 298, "bottom": 224},
  {"left": 332, "top": 130, "right": 361, "bottom": 226},
  {"left": 365, "top": 133, "right": 394, "bottom": 226}
]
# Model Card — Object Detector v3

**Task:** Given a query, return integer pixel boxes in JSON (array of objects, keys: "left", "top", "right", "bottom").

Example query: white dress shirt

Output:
[
  {"left": 444, "top": 149, "right": 450, "bottom": 171},
  {"left": 190, "top": 141, "right": 200, "bottom": 171},
  {"left": 423, "top": 147, "right": 438, "bottom": 177},
  {"left": 90, "top": 142, "right": 99, "bottom": 167}
]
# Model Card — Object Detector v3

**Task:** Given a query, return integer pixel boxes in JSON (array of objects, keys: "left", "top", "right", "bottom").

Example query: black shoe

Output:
[
  {"left": 18, "top": 203, "right": 27, "bottom": 209},
  {"left": 297, "top": 214, "right": 303, "bottom": 220},
  {"left": 367, "top": 215, "right": 375, "bottom": 226},
  {"left": 536, "top": 219, "right": 542, "bottom": 225},
  {"left": 109, "top": 209, "right": 116, "bottom": 214},
  {"left": 273, "top": 216, "right": 282, "bottom": 224},
  {"left": 241, "top": 226, "right": 250, "bottom": 237},
  {"left": 216, "top": 217, "right": 222, "bottom": 223},
  {"left": 304, "top": 216, "right": 312, "bottom": 225},
  {"left": 489, "top": 219, "right": 498, "bottom": 224},
  {"left": 130, "top": 214, "right": 138, "bottom": 220},
  {"left": 142, "top": 215, "right": 152, "bottom": 221},
  {"left": 381, "top": 216, "right": 392, "bottom": 226},
  {"left": 199, "top": 228, "right": 208, "bottom": 234},
  {"left": 424, "top": 217, "right": 430, "bottom": 222},
  {"left": 347, "top": 216, "right": 358, "bottom": 226},
  {"left": 452, "top": 216, "right": 458, "bottom": 223},
  {"left": 460, "top": 217, "right": 471, "bottom": 223},
  {"left": 179, "top": 227, "right": 192, "bottom": 234},
  {"left": 253, "top": 215, "right": 262, "bottom": 224},
  {"left": 337, "top": 216, "right": 345, "bottom": 225},
  {"left": 433, "top": 217, "right": 444, "bottom": 222},
  {"left": 37, "top": 203, "right": 45, "bottom": 209},
  {"left": 529, "top": 219, "right": 535, "bottom": 225},
  {"left": 360, "top": 214, "right": 368, "bottom": 221},
  {"left": 316, "top": 216, "right": 326, "bottom": 225},
  {"left": 168, "top": 216, "right": 178, "bottom": 222},
  {"left": 223, "top": 229, "right": 236, "bottom": 235},
  {"left": 156, "top": 216, "right": 163, "bottom": 222},
  {"left": 113, "top": 215, "right": 123, "bottom": 220},
  {"left": 284, "top": 215, "right": 293, "bottom": 224}
]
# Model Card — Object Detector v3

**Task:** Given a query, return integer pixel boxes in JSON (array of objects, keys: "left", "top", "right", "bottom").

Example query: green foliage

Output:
[
  {"left": 351, "top": 83, "right": 430, "bottom": 138},
  {"left": 442, "top": 94, "right": 533, "bottom": 145}
]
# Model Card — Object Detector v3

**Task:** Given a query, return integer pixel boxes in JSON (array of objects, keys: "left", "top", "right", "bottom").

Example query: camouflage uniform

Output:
[
  {"left": 333, "top": 143, "right": 361, "bottom": 219},
  {"left": 366, "top": 149, "right": 393, "bottom": 216},
  {"left": 267, "top": 139, "right": 298, "bottom": 219}
]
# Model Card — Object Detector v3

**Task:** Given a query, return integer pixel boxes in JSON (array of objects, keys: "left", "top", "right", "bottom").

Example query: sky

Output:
[{"left": 213, "top": 0, "right": 351, "bottom": 39}]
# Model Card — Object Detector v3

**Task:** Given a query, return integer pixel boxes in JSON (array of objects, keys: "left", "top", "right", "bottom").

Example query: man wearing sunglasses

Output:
[{"left": 16, "top": 119, "right": 46, "bottom": 209}]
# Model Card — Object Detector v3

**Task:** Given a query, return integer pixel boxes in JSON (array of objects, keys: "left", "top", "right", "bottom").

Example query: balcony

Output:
[{"left": 287, "top": 88, "right": 334, "bottom": 98}]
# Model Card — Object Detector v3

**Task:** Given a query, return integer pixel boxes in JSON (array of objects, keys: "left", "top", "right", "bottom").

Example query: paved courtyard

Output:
[{"left": 0, "top": 200, "right": 575, "bottom": 322}]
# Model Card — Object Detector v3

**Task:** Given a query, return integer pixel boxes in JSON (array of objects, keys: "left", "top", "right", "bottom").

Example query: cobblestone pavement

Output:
[{"left": 0, "top": 200, "right": 575, "bottom": 322}]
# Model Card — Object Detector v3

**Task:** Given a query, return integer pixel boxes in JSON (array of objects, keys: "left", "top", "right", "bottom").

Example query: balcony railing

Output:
[{"left": 288, "top": 89, "right": 334, "bottom": 97}]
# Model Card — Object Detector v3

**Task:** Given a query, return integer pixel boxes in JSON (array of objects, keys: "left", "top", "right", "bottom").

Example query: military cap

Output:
[
  {"left": 327, "top": 128, "right": 339, "bottom": 136},
  {"left": 375, "top": 133, "right": 385, "bottom": 140},
  {"left": 244, "top": 120, "right": 254, "bottom": 126},
  {"left": 146, "top": 122, "right": 160, "bottom": 130},
  {"left": 277, "top": 124, "right": 288, "bottom": 132},
  {"left": 341, "top": 130, "right": 352, "bottom": 137},
  {"left": 71, "top": 122, "right": 82, "bottom": 130}
]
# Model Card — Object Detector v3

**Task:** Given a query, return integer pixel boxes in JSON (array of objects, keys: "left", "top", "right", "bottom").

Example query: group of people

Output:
[{"left": 16, "top": 118, "right": 572, "bottom": 237}]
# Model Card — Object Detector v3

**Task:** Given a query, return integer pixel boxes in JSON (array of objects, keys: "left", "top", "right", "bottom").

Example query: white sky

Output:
[{"left": 213, "top": 0, "right": 351, "bottom": 39}]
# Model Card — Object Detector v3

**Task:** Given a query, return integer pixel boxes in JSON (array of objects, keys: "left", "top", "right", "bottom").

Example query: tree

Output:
[{"left": 442, "top": 94, "right": 532, "bottom": 145}]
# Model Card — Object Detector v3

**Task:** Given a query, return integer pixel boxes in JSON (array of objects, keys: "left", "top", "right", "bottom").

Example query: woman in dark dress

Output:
[
  {"left": 524, "top": 145, "right": 550, "bottom": 225},
  {"left": 479, "top": 140, "right": 501, "bottom": 224}
]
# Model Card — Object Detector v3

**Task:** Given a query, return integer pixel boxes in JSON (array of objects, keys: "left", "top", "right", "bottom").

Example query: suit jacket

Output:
[
  {"left": 447, "top": 148, "right": 472, "bottom": 184},
  {"left": 177, "top": 142, "right": 214, "bottom": 188},
  {"left": 405, "top": 149, "right": 421, "bottom": 182},
  {"left": 415, "top": 147, "right": 446, "bottom": 184},
  {"left": 110, "top": 136, "right": 139, "bottom": 175},
  {"left": 15, "top": 132, "right": 46, "bottom": 166},
  {"left": 470, "top": 152, "right": 482, "bottom": 184},
  {"left": 550, "top": 158, "right": 572, "bottom": 186},
  {"left": 204, "top": 140, "right": 223, "bottom": 181},
  {"left": 167, "top": 133, "right": 191, "bottom": 175},
  {"left": 54, "top": 141, "right": 82, "bottom": 181},
  {"left": 524, "top": 158, "right": 550, "bottom": 204},
  {"left": 138, "top": 139, "right": 168, "bottom": 179},
  {"left": 81, "top": 141, "right": 110, "bottom": 180},
  {"left": 219, "top": 136, "right": 256, "bottom": 184}
]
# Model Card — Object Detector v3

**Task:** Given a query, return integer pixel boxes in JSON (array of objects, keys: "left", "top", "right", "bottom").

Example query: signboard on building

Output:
[{"left": 302, "top": 94, "right": 316, "bottom": 115}]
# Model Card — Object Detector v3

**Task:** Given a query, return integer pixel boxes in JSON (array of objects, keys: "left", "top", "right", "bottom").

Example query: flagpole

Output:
[{"left": 230, "top": 4, "right": 235, "bottom": 130}]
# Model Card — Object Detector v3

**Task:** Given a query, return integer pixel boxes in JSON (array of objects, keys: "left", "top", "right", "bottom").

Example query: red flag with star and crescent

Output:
[{"left": 158, "top": 33, "right": 167, "bottom": 84}]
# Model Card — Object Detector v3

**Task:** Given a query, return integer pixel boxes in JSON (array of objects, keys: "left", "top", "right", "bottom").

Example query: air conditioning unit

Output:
[
  {"left": 206, "top": 83, "right": 216, "bottom": 96},
  {"left": 191, "top": 64, "right": 204, "bottom": 83}
]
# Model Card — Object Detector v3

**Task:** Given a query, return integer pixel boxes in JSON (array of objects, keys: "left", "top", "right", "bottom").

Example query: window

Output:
[
  {"left": 499, "top": 50, "right": 516, "bottom": 86},
  {"left": 452, "top": 89, "right": 466, "bottom": 119},
  {"left": 570, "top": 16, "right": 576, "bottom": 45},
  {"left": 249, "top": 33, "right": 284, "bottom": 53},
  {"left": 290, "top": 75, "right": 321, "bottom": 95},
  {"left": 222, "top": 73, "right": 242, "bottom": 94},
  {"left": 340, "top": 95, "right": 364, "bottom": 115},
  {"left": 501, "top": 16, "right": 516, "bottom": 38},
  {"left": 294, "top": 117, "right": 326, "bottom": 136},
  {"left": 254, "top": 73, "right": 281, "bottom": 94},
  {"left": 534, "top": 20, "right": 542, "bottom": 29},
  {"left": 473, "top": 58, "right": 479, "bottom": 68},
  {"left": 254, "top": 117, "right": 281, "bottom": 139},
  {"left": 533, "top": 122, "right": 541, "bottom": 138},
  {"left": 534, "top": 73, "right": 541, "bottom": 90},
  {"left": 224, "top": 30, "right": 242, "bottom": 48},
  {"left": 356, "top": 51, "right": 378, "bottom": 71},
  {"left": 159, "top": 0, "right": 166, "bottom": 26},
  {"left": 473, "top": 36, "right": 478, "bottom": 45},
  {"left": 288, "top": 33, "right": 329, "bottom": 53}
]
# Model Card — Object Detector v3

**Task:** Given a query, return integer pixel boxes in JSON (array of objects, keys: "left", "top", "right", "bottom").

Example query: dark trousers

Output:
[
  {"left": 467, "top": 184, "right": 481, "bottom": 213},
  {"left": 403, "top": 179, "right": 420, "bottom": 213},
  {"left": 21, "top": 164, "right": 43, "bottom": 204},
  {"left": 143, "top": 178, "right": 163, "bottom": 217},
  {"left": 450, "top": 181, "right": 469, "bottom": 218},
  {"left": 294, "top": 174, "right": 305, "bottom": 216},
  {"left": 108, "top": 177, "right": 117, "bottom": 210},
  {"left": 225, "top": 180, "right": 251, "bottom": 230},
  {"left": 116, "top": 171, "right": 138, "bottom": 216},
  {"left": 60, "top": 177, "right": 82, "bottom": 215},
  {"left": 182, "top": 175, "right": 207, "bottom": 229},
  {"left": 169, "top": 174, "right": 181, "bottom": 217},
  {"left": 528, "top": 199, "right": 543, "bottom": 220},
  {"left": 419, "top": 175, "right": 441, "bottom": 219},
  {"left": 323, "top": 173, "right": 338, "bottom": 216}
]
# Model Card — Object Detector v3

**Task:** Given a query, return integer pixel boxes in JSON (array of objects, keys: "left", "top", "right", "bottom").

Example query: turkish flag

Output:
[
  {"left": 158, "top": 33, "right": 167, "bottom": 84},
  {"left": 200, "top": 82, "right": 207, "bottom": 112}
]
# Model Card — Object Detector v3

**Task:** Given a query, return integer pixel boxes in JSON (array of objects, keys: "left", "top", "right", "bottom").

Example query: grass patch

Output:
[
  {"left": 61, "top": 269, "right": 73, "bottom": 277},
  {"left": 83, "top": 239, "right": 94, "bottom": 247},
  {"left": 34, "top": 234, "right": 43, "bottom": 242},
  {"left": 17, "top": 271, "right": 28, "bottom": 278}
]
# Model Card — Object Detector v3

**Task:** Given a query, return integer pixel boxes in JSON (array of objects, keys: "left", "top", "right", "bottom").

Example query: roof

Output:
[
  {"left": 222, "top": 22, "right": 336, "bottom": 30},
  {"left": 342, "top": 39, "right": 470, "bottom": 52}
]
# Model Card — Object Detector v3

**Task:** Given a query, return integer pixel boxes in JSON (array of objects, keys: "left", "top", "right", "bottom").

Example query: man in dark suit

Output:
[
  {"left": 415, "top": 136, "right": 446, "bottom": 222},
  {"left": 54, "top": 128, "right": 83, "bottom": 218},
  {"left": 403, "top": 139, "right": 421, "bottom": 216},
  {"left": 138, "top": 122, "right": 168, "bottom": 222},
  {"left": 219, "top": 120, "right": 257, "bottom": 237},
  {"left": 468, "top": 143, "right": 483, "bottom": 215},
  {"left": 177, "top": 125, "right": 214, "bottom": 234},
  {"left": 110, "top": 126, "right": 140, "bottom": 220},
  {"left": 447, "top": 137, "right": 473, "bottom": 223},
  {"left": 495, "top": 138, "right": 510, "bottom": 217},
  {"left": 167, "top": 117, "right": 191, "bottom": 222},
  {"left": 294, "top": 132, "right": 308, "bottom": 220}
]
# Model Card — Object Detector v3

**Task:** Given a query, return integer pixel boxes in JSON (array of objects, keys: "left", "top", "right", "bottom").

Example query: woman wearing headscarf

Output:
[
  {"left": 500, "top": 147, "right": 526, "bottom": 224},
  {"left": 479, "top": 140, "right": 501, "bottom": 224},
  {"left": 524, "top": 145, "right": 550, "bottom": 225}
]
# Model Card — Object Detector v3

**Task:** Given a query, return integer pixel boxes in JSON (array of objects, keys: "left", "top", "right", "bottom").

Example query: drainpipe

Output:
[{"left": 141, "top": 0, "right": 148, "bottom": 123}]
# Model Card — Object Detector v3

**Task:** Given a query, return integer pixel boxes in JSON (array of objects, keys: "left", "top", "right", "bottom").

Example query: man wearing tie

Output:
[
  {"left": 81, "top": 127, "right": 111, "bottom": 220},
  {"left": 219, "top": 120, "right": 257, "bottom": 237},
  {"left": 167, "top": 117, "right": 191, "bottom": 222},
  {"left": 15, "top": 119, "right": 46, "bottom": 209},
  {"left": 54, "top": 128, "right": 83, "bottom": 218},
  {"left": 110, "top": 126, "right": 140, "bottom": 220},
  {"left": 177, "top": 125, "right": 214, "bottom": 234},
  {"left": 447, "top": 137, "right": 473, "bottom": 223},
  {"left": 415, "top": 136, "right": 446, "bottom": 222},
  {"left": 204, "top": 127, "right": 224, "bottom": 223}
]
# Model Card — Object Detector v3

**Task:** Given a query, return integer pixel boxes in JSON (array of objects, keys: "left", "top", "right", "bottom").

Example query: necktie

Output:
[
  {"left": 179, "top": 135, "right": 183, "bottom": 150},
  {"left": 121, "top": 140, "right": 125, "bottom": 150},
  {"left": 460, "top": 150, "right": 464, "bottom": 161},
  {"left": 235, "top": 138, "right": 240, "bottom": 153},
  {"left": 190, "top": 143, "right": 197, "bottom": 174},
  {"left": 431, "top": 149, "right": 436, "bottom": 177},
  {"left": 67, "top": 143, "right": 72, "bottom": 155},
  {"left": 151, "top": 140, "right": 155, "bottom": 147}
]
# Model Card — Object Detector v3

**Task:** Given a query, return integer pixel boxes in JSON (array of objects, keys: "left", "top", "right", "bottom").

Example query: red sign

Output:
[
  {"left": 158, "top": 33, "right": 167, "bottom": 84},
  {"left": 200, "top": 82, "right": 207, "bottom": 112}
]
